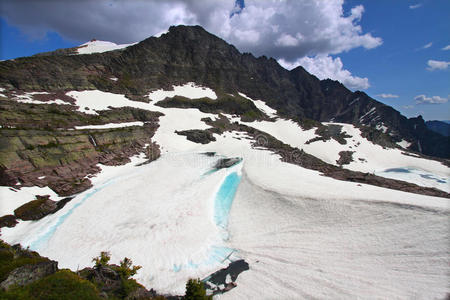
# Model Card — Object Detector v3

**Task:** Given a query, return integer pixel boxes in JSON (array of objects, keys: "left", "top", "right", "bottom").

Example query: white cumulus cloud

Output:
[
  {"left": 278, "top": 55, "right": 369, "bottom": 90},
  {"left": 427, "top": 60, "right": 450, "bottom": 71},
  {"left": 442, "top": 45, "right": 450, "bottom": 51},
  {"left": 414, "top": 94, "right": 449, "bottom": 104},
  {"left": 376, "top": 94, "right": 399, "bottom": 99},
  {"left": 275, "top": 33, "right": 300, "bottom": 47},
  {"left": 0, "top": 0, "right": 381, "bottom": 91},
  {"left": 0, "top": 0, "right": 382, "bottom": 60}
]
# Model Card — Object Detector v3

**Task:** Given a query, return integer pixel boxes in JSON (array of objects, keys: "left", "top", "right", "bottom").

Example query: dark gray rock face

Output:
[
  {"left": 214, "top": 157, "right": 242, "bottom": 169},
  {"left": 0, "top": 261, "right": 58, "bottom": 290},
  {"left": 203, "top": 259, "right": 249, "bottom": 295},
  {"left": 0, "top": 25, "right": 448, "bottom": 158},
  {"left": 79, "top": 265, "right": 122, "bottom": 294},
  {"left": 336, "top": 151, "right": 355, "bottom": 166},
  {"left": 175, "top": 129, "right": 216, "bottom": 144}
]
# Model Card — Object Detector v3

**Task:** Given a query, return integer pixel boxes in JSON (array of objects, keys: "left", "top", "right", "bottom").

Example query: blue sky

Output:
[
  {"left": 1, "top": 0, "right": 448, "bottom": 121},
  {"left": 340, "top": 0, "right": 450, "bottom": 120}
]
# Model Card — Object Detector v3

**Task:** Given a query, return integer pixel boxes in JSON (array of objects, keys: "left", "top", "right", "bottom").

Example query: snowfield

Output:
[
  {"left": 223, "top": 173, "right": 449, "bottom": 299},
  {"left": 2, "top": 86, "right": 449, "bottom": 299},
  {"left": 242, "top": 116, "right": 449, "bottom": 192},
  {"left": 2, "top": 153, "right": 243, "bottom": 295}
]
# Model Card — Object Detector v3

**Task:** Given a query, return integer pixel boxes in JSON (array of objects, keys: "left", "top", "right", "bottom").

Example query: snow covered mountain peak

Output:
[{"left": 76, "top": 39, "right": 136, "bottom": 54}]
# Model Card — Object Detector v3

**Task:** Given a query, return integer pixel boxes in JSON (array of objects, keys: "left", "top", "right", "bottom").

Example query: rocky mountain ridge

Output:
[{"left": 0, "top": 25, "right": 448, "bottom": 158}]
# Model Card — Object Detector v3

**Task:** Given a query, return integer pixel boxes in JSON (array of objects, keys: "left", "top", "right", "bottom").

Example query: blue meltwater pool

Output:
[{"left": 214, "top": 171, "right": 242, "bottom": 230}]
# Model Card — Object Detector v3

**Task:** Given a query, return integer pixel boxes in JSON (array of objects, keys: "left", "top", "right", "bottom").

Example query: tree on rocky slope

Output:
[{"left": 185, "top": 278, "right": 211, "bottom": 300}]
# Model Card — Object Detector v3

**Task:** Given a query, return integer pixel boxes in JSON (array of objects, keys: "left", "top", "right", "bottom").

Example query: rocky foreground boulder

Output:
[
  {"left": 0, "top": 260, "right": 58, "bottom": 291},
  {"left": 13, "top": 195, "right": 58, "bottom": 221}
]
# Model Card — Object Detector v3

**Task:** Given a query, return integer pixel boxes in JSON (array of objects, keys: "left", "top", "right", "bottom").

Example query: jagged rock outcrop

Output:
[
  {"left": 214, "top": 157, "right": 242, "bottom": 169},
  {"left": 14, "top": 195, "right": 58, "bottom": 221},
  {"left": 175, "top": 129, "right": 217, "bottom": 144},
  {"left": 203, "top": 259, "right": 249, "bottom": 295},
  {"left": 0, "top": 215, "right": 18, "bottom": 228},
  {"left": 0, "top": 103, "right": 162, "bottom": 195},
  {"left": 336, "top": 151, "right": 355, "bottom": 166},
  {"left": 10, "top": 195, "right": 73, "bottom": 223}
]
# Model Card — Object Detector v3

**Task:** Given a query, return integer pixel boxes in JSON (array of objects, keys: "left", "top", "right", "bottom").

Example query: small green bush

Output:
[
  {"left": 92, "top": 251, "right": 111, "bottom": 268},
  {"left": 0, "top": 243, "right": 48, "bottom": 283},
  {"left": 27, "top": 270, "right": 101, "bottom": 300},
  {"left": 185, "top": 278, "right": 211, "bottom": 300},
  {"left": 116, "top": 257, "right": 142, "bottom": 279}
]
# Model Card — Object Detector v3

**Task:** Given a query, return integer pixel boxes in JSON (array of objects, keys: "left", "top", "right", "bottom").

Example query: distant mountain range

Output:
[{"left": 426, "top": 120, "right": 450, "bottom": 137}]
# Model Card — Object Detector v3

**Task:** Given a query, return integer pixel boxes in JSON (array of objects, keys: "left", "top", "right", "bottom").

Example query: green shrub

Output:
[
  {"left": 26, "top": 270, "right": 101, "bottom": 300},
  {"left": 185, "top": 278, "right": 211, "bottom": 300},
  {"left": 92, "top": 251, "right": 111, "bottom": 268},
  {"left": 116, "top": 257, "right": 142, "bottom": 279},
  {"left": 0, "top": 243, "right": 48, "bottom": 283}
]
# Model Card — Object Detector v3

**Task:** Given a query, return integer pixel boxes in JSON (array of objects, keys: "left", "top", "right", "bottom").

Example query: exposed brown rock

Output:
[
  {"left": 0, "top": 111, "right": 161, "bottom": 196},
  {"left": 0, "top": 215, "right": 18, "bottom": 228},
  {"left": 336, "top": 151, "right": 355, "bottom": 166},
  {"left": 14, "top": 195, "right": 58, "bottom": 221},
  {"left": 175, "top": 129, "right": 216, "bottom": 144}
]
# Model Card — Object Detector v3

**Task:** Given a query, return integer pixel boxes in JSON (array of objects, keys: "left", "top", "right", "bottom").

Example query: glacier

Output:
[{"left": 2, "top": 86, "right": 449, "bottom": 298}]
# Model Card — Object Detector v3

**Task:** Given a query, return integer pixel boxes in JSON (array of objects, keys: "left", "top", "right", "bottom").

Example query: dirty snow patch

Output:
[{"left": 397, "top": 139, "right": 412, "bottom": 149}]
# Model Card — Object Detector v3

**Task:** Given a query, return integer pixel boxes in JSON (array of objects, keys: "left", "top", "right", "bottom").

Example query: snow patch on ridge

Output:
[
  {"left": 77, "top": 40, "right": 135, "bottom": 54},
  {"left": 73, "top": 121, "right": 144, "bottom": 130},
  {"left": 238, "top": 92, "right": 277, "bottom": 118},
  {"left": 376, "top": 123, "right": 388, "bottom": 133},
  {"left": 9, "top": 92, "right": 71, "bottom": 105},
  {"left": 397, "top": 139, "right": 412, "bottom": 149},
  {"left": 149, "top": 83, "right": 217, "bottom": 101},
  {"left": 67, "top": 90, "right": 152, "bottom": 115}
]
